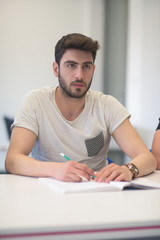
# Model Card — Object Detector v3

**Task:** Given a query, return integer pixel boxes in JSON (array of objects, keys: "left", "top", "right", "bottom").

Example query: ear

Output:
[
  {"left": 93, "top": 64, "right": 96, "bottom": 73},
  {"left": 52, "top": 62, "right": 59, "bottom": 77}
]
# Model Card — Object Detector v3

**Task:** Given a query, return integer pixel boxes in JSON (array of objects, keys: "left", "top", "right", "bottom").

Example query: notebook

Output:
[{"left": 39, "top": 171, "right": 160, "bottom": 194}]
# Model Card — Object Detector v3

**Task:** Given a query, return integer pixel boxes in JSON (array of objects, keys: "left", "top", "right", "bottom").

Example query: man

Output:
[
  {"left": 5, "top": 33, "right": 157, "bottom": 182},
  {"left": 151, "top": 118, "right": 160, "bottom": 169}
]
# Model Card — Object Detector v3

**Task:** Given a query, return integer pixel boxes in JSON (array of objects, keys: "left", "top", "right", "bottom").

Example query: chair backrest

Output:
[
  {"left": 3, "top": 116, "right": 14, "bottom": 139},
  {"left": 107, "top": 157, "right": 114, "bottom": 164},
  {"left": 156, "top": 118, "right": 160, "bottom": 130}
]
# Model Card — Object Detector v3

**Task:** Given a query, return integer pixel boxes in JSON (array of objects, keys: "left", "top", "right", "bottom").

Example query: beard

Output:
[{"left": 58, "top": 72, "right": 92, "bottom": 98}]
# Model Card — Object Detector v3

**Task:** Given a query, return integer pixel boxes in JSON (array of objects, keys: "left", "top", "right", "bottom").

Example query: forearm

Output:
[
  {"left": 5, "top": 152, "right": 58, "bottom": 177},
  {"left": 151, "top": 130, "right": 160, "bottom": 170},
  {"left": 156, "top": 157, "right": 160, "bottom": 170},
  {"left": 5, "top": 151, "right": 95, "bottom": 181},
  {"left": 129, "top": 151, "right": 157, "bottom": 177},
  {"left": 95, "top": 151, "right": 157, "bottom": 183},
  {"left": 151, "top": 150, "right": 160, "bottom": 170}
]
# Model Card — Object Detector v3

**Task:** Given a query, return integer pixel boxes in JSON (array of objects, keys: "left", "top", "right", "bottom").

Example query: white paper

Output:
[
  {"left": 39, "top": 171, "right": 160, "bottom": 194},
  {"left": 39, "top": 178, "right": 121, "bottom": 194}
]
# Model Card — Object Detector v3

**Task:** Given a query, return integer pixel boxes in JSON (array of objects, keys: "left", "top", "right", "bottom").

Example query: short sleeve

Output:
[
  {"left": 11, "top": 91, "right": 40, "bottom": 136},
  {"left": 104, "top": 95, "right": 131, "bottom": 134}
]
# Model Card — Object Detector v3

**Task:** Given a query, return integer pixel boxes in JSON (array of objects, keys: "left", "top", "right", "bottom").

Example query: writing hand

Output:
[{"left": 52, "top": 161, "right": 94, "bottom": 182}]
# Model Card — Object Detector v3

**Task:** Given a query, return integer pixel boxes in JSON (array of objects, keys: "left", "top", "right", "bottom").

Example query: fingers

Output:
[
  {"left": 95, "top": 164, "right": 132, "bottom": 182},
  {"left": 73, "top": 161, "right": 94, "bottom": 176},
  {"left": 62, "top": 172, "right": 83, "bottom": 182},
  {"left": 57, "top": 162, "right": 132, "bottom": 183},
  {"left": 60, "top": 161, "right": 94, "bottom": 182}
]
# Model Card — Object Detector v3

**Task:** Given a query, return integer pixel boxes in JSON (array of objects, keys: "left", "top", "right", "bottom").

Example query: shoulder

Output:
[
  {"left": 87, "top": 89, "right": 110, "bottom": 100},
  {"left": 23, "top": 86, "right": 56, "bottom": 104},
  {"left": 87, "top": 89, "right": 122, "bottom": 106},
  {"left": 26, "top": 86, "right": 56, "bottom": 98},
  {"left": 19, "top": 86, "right": 56, "bottom": 111},
  {"left": 87, "top": 89, "right": 130, "bottom": 118}
]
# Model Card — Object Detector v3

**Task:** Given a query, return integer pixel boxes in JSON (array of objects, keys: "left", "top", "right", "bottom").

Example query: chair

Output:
[
  {"left": 3, "top": 116, "right": 14, "bottom": 139},
  {"left": 107, "top": 157, "right": 114, "bottom": 164}
]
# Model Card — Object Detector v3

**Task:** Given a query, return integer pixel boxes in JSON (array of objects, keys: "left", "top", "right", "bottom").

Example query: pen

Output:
[
  {"left": 60, "top": 153, "right": 95, "bottom": 179},
  {"left": 60, "top": 153, "right": 71, "bottom": 161}
]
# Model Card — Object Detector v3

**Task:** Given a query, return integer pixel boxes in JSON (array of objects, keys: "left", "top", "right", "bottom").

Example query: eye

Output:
[
  {"left": 83, "top": 64, "right": 91, "bottom": 69},
  {"left": 67, "top": 63, "right": 75, "bottom": 68}
]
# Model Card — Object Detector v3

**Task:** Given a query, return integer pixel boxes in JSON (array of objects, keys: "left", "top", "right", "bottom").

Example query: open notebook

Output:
[{"left": 39, "top": 171, "right": 160, "bottom": 194}]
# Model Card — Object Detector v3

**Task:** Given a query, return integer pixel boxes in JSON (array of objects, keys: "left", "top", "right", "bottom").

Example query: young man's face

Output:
[{"left": 53, "top": 49, "right": 95, "bottom": 98}]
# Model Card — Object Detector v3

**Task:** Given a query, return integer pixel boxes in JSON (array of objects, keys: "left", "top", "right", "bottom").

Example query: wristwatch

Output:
[{"left": 124, "top": 163, "right": 139, "bottom": 179}]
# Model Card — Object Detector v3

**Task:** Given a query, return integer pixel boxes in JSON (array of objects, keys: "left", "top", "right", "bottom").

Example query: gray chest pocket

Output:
[{"left": 85, "top": 131, "right": 104, "bottom": 157}]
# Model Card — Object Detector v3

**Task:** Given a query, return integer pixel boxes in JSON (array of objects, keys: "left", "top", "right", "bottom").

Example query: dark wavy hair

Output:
[{"left": 55, "top": 33, "right": 100, "bottom": 65}]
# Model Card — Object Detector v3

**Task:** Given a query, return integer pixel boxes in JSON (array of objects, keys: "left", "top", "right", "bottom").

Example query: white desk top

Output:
[
  {"left": 1, "top": 172, "right": 160, "bottom": 239},
  {"left": 0, "top": 148, "right": 7, "bottom": 173}
]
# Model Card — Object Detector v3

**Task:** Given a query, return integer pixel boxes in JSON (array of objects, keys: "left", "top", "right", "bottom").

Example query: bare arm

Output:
[
  {"left": 95, "top": 118, "right": 157, "bottom": 182},
  {"left": 151, "top": 130, "right": 160, "bottom": 169},
  {"left": 5, "top": 127, "right": 94, "bottom": 181}
]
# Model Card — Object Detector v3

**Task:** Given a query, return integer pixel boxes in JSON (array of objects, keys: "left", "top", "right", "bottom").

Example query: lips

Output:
[
  {"left": 72, "top": 80, "right": 85, "bottom": 87},
  {"left": 73, "top": 83, "right": 84, "bottom": 87}
]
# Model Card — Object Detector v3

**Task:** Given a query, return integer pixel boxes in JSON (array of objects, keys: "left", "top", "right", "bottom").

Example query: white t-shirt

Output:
[{"left": 12, "top": 86, "right": 130, "bottom": 171}]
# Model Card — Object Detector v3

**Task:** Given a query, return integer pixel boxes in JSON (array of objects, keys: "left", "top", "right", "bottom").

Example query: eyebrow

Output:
[{"left": 64, "top": 60, "right": 94, "bottom": 65}]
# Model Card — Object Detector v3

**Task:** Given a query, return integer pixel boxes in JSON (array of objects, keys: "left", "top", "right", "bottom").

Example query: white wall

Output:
[
  {"left": 0, "top": 0, "right": 105, "bottom": 145},
  {"left": 1, "top": 0, "right": 159, "bottom": 151},
  {"left": 126, "top": 0, "right": 160, "bottom": 148}
]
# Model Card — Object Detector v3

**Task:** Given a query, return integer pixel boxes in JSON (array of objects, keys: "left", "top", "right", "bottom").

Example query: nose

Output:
[{"left": 75, "top": 66, "right": 84, "bottom": 80}]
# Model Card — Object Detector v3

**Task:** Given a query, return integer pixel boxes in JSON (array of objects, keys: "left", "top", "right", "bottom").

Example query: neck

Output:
[{"left": 55, "top": 87, "right": 86, "bottom": 121}]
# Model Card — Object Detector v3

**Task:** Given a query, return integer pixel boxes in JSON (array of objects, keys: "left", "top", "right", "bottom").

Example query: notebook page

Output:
[{"left": 39, "top": 178, "right": 121, "bottom": 194}]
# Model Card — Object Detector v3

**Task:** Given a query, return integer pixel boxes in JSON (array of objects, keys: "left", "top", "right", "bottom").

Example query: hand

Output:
[
  {"left": 52, "top": 161, "right": 95, "bottom": 182},
  {"left": 94, "top": 163, "right": 133, "bottom": 182}
]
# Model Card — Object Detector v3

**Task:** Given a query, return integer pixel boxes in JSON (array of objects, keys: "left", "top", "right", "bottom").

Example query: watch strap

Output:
[{"left": 124, "top": 163, "right": 139, "bottom": 179}]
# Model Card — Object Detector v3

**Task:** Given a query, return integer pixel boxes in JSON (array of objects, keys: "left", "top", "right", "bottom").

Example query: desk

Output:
[
  {"left": 0, "top": 173, "right": 160, "bottom": 240},
  {"left": 0, "top": 144, "right": 8, "bottom": 173}
]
